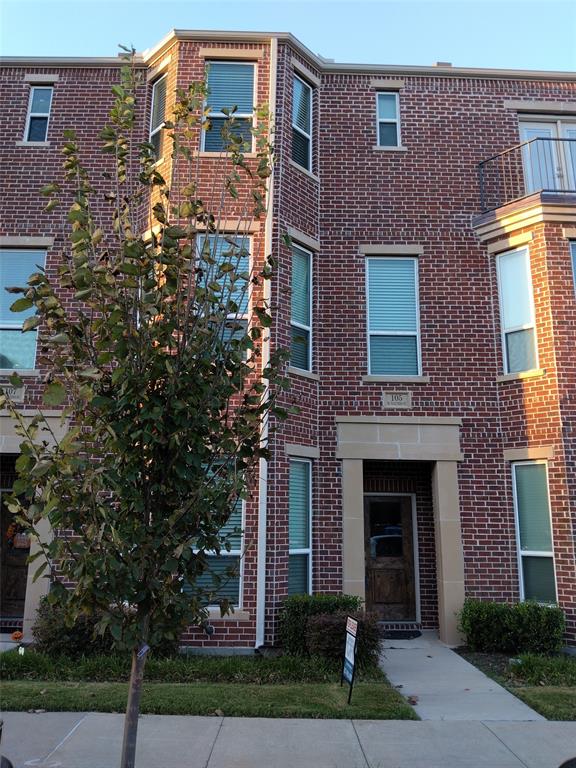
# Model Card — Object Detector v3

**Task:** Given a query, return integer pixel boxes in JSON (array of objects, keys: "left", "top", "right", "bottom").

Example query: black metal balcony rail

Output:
[{"left": 478, "top": 137, "right": 576, "bottom": 213}]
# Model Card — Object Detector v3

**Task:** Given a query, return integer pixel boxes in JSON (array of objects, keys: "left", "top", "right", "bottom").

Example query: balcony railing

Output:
[{"left": 478, "top": 137, "right": 576, "bottom": 213}]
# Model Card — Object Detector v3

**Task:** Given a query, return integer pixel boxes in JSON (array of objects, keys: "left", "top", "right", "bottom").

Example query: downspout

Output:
[{"left": 255, "top": 35, "right": 278, "bottom": 649}]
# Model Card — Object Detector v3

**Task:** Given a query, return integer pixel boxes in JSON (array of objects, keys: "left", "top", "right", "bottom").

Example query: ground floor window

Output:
[
  {"left": 512, "top": 461, "right": 557, "bottom": 603},
  {"left": 288, "top": 458, "right": 312, "bottom": 595}
]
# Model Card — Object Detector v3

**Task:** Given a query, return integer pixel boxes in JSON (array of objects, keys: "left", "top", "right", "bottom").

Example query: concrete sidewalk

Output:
[
  {"left": 380, "top": 631, "right": 544, "bottom": 721},
  {"left": 1, "top": 712, "right": 575, "bottom": 768}
]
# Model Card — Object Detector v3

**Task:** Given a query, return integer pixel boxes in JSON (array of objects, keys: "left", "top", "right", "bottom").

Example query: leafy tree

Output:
[{"left": 0, "top": 52, "right": 287, "bottom": 768}]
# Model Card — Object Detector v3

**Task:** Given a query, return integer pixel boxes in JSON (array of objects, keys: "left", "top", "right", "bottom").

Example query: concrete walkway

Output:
[
  {"left": 1, "top": 712, "right": 575, "bottom": 768},
  {"left": 379, "top": 631, "right": 545, "bottom": 721}
]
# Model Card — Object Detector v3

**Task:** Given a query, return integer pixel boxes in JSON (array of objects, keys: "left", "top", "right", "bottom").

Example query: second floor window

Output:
[
  {"left": 25, "top": 86, "right": 53, "bottom": 142},
  {"left": 149, "top": 75, "right": 167, "bottom": 159},
  {"left": 366, "top": 257, "right": 420, "bottom": 376},
  {"left": 0, "top": 249, "right": 46, "bottom": 370},
  {"left": 292, "top": 75, "right": 312, "bottom": 171},
  {"left": 376, "top": 92, "right": 400, "bottom": 147},
  {"left": 204, "top": 62, "right": 255, "bottom": 153},
  {"left": 290, "top": 244, "right": 312, "bottom": 371},
  {"left": 497, "top": 247, "right": 538, "bottom": 374}
]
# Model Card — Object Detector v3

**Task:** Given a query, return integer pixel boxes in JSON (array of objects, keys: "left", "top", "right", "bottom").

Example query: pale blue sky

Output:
[{"left": 1, "top": 0, "right": 575, "bottom": 71}]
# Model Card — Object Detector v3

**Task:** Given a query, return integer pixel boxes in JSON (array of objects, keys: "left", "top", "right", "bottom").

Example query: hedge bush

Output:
[
  {"left": 278, "top": 593, "right": 363, "bottom": 657},
  {"left": 31, "top": 597, "right": 179, "bottom": 658},
  {"left": 458, "top": 598, "right": 565, "bottom": 654},
  {"left": 305, "top": 612, "right": 381, "bottom": 669}
]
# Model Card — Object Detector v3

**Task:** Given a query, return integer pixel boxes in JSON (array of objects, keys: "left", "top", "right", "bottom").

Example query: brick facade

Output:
[{"left": 1, "top": 31, "right": 575, "bottom": 647}]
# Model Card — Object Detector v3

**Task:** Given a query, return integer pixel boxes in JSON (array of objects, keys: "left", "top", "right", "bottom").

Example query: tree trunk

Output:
[{"left": 120, "top": 645, "right": 148, "bottom": 768}]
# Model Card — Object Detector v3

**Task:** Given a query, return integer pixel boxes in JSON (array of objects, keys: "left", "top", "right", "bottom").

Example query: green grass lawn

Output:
[
  {"left": 458, "top": 650, "right": 576, "bottom": 721},
  {"left": 0, "top": 651, "right": 417, "bottom": 720}
]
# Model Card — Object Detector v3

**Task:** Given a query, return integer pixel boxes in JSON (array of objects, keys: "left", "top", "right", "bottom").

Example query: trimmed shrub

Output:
[
  {"left": 278, "top": 593, "right": 363, "bottom": 657},
  {"left": 458, "top": 598, "right": 565, "bottom": 655},
  {"left": 305, "top": 612, "right": 381, "bottom": 669}
]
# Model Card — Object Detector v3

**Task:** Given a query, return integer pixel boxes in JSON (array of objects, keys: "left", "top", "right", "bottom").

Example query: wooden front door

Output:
[
  {"left": 364, "top": 495, "right": 416, "bottom": 620},
  {"left": 0, "top": 457, "right": 29, "bottom": 624}
]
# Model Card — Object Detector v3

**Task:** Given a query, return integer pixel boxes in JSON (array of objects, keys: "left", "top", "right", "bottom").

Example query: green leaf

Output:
[
  {"left": 43, "top": 381, "right": 66, "bottom": 406},
  {"left": 9, "top": 297, "right": 33, "bottom": 313},
  {"left": 8, "top": 373, "right": 23, "bottom": 387},
  {"left": 22, "top": 316, "right": 41, "bottom": 332}
]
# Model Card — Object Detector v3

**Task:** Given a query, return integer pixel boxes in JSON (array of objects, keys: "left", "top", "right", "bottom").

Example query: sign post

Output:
[{"left": 341, "top": 616, "right": 358, "bottom": 704}]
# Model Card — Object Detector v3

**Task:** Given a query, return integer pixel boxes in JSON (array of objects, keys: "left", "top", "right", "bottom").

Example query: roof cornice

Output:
[{"left": 2, "top": 30, "right": 575, "bottom": 82}]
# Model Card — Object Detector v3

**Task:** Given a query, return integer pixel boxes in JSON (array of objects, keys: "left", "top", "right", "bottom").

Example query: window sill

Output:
[
  {"left": 288, "top": 366, "right": 320, "bottom": 381},
  {"left": 496, "top": 368, "right": 545, "bottom": 383},
  {"left": 206, "top": 608, "right": 250, "bottom": 622},
  {"left": 15, "top": 141, "right": 50, "bottom": 148},
  {"left": 194, "top": 151, "right": 257, "bottom": 159},
  {"left": 372, "top": 145, "right": 407, "bottom": 152},
  {"left": 288, "top": 159, "right": 319, "bottom": 182},
  {"left": 0, "top": 369, "right": 40, "bottom": 378},
  {"left": 362, "top": 375, "right": 430, "bottom": 383}
]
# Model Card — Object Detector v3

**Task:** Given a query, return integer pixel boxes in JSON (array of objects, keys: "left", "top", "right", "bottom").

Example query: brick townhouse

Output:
[{"left": 1, "top": 30, "right": 575, "bottom": 649}]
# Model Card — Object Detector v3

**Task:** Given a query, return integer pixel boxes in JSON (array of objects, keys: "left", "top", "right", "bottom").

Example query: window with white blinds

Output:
[
  {"left": 288, "top": 459, "right": 312, "bottom": 596},
  {"left": 184, "top": 497, "right": 244, "bottom": 607},
  {"left": 290, "top": 244, "right": 312, "bottom": 371},
  {"left": 149, "top": 75, "right": 167, "bottom": 159},
  {"left": 571, "top": 241, "right": 576, "bottom": 294},
  {"left": 497, "top": 247, "right": 538, "bottom": 374},
  {"left": 366, "top": 256, "right": 420, "bottom": 375},
  {"left": 203, "top": 62, "right": 255, "bottom": 152},
  {"left": 376, "top": 92, "right": 400, "bottom": 147},
  {"left": 0, "top": 249, "right": 46, "bottom": 370},
  {"left": 512, "top": 462, "right": 557, "bottom": 604},
  {"left": 292, "top": 75, "right": 312, "bottom": 171}
]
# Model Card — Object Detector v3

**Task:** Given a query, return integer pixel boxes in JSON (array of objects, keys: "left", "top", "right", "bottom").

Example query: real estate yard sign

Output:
[{"left": 341, "top": 616, "right": 358, "bottom": 704}]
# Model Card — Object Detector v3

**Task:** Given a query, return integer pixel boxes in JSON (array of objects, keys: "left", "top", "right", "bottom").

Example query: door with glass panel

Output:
[
  {"left": 520, "top": 121, "right": 576, "bottom": 194},
  {"left": 364, "top": 495, "right": 416, "bottom": 620}
]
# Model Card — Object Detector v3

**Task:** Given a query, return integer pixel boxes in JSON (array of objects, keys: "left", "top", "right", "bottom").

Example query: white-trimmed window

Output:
[
  {"left": 497, "top": 247, "right": 538, "bottom": 374},
  {"left": 24, "top": 86, "right": 53, "bottom": 142},
  {"left": 196, "top": 233, "right": 251, "bottom": 347},
  {"left": 290, "top": 244, "right": 312, "bottom": 371},
  {"left": 571, "top": 241, "right": 576, "bottom": 294},
  {"left": 366, "top": 256, "right": 420, "bottom": 375},
  {"left": 512, "top": 461, "right": 557, "bottom": 604},
  {"left": 149, "top": 75, "right": 167, "bottom": 159},
  {"left": 292, "top": 75, "right": 312, "bottom": 171},
  {"left": 376, "top": 92, "right": 400, "bottom": 147},
  {"left": 203, "top": 62, "right": 255, "bottom": 152},
  {"left": 0, "top": 249, "right": 46, "bottom": 371},
  {"left": 186, "top": 498, "right": 244, "bottom": 608},
  {"left": 288, "top": 458, "right": 312, "bottom": 596}
]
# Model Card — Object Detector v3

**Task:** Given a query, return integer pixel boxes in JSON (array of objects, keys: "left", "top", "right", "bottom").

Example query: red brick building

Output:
[{"left": 1, "top": 30, "right": 575, "bottom": 648}]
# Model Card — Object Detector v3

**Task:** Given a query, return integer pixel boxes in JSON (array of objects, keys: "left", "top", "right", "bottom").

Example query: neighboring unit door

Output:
[
  {"left": 0, "top": 458, "right": 29, "bottom": 626},
  {"left": 364, "top": 495, "right": 416, "bottom": 621}
]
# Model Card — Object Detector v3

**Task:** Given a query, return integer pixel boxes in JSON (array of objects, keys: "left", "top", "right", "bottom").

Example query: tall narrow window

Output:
[
  {"left": 376, "top": 92, "right": 400, "bottom": 147},
  {"left": 0, "top": 250, "right": 46, "bottom": 370},
  {"left": 292, "top": 75, "right": 312, "bottom": 171},
  {"left": 290, "top": 245, "right": 312, "bottom": 371},
  {"left": 149, "top": 75, "right": 167, "bottom": 159},
  {"left": 367, "top": 257, "right": 420, "bottom": 375},
  {"left": 497, "top": 247, "right": 537, "bottom": 374},
  {"left": 185, "top": 498, "right": 243, "bottom": 607},
  {"left": 288, "top": 459, "right": 312, "bottom": 596},
  {"left": 25, "top": 86, "right": 53, "bottom": 142},
  {"left": 571, "top": 241, "right": 576, "bottom": 294},
  {"left": 512, "top": 462, "right": 557, "bottom": 603},
  {"left": 204, "top": 62, "right": 254, "bottom": 152}
]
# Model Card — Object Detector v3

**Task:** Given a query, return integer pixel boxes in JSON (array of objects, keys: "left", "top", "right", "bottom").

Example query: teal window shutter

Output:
[
  {"left": 290, "top": 245, "right": 311, "bottom": 370},
  {"left": 367, "top": 257, "right": 419, "bottom": 375},
  {"left": 204, "top": 62, "right": 254, "bottom": 152},
  {"left": 0, "top": 250, "right": 45, "bottom": 369},
  {"left": 288, "top": 460, "right": 311, "bottom": 595},
  {"left": 513, "top": 463, "right": 557, "bottom": 604}
]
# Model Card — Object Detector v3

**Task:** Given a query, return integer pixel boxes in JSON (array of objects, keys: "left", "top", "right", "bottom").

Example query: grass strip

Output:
[{"left": 0, "top": 680, "right": 417, "bottom": 720}]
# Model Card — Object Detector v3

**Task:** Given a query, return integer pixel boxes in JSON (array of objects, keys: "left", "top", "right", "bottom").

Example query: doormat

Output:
[{"left": 380, "top": 630, "right": 422, "bottom": 639}]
